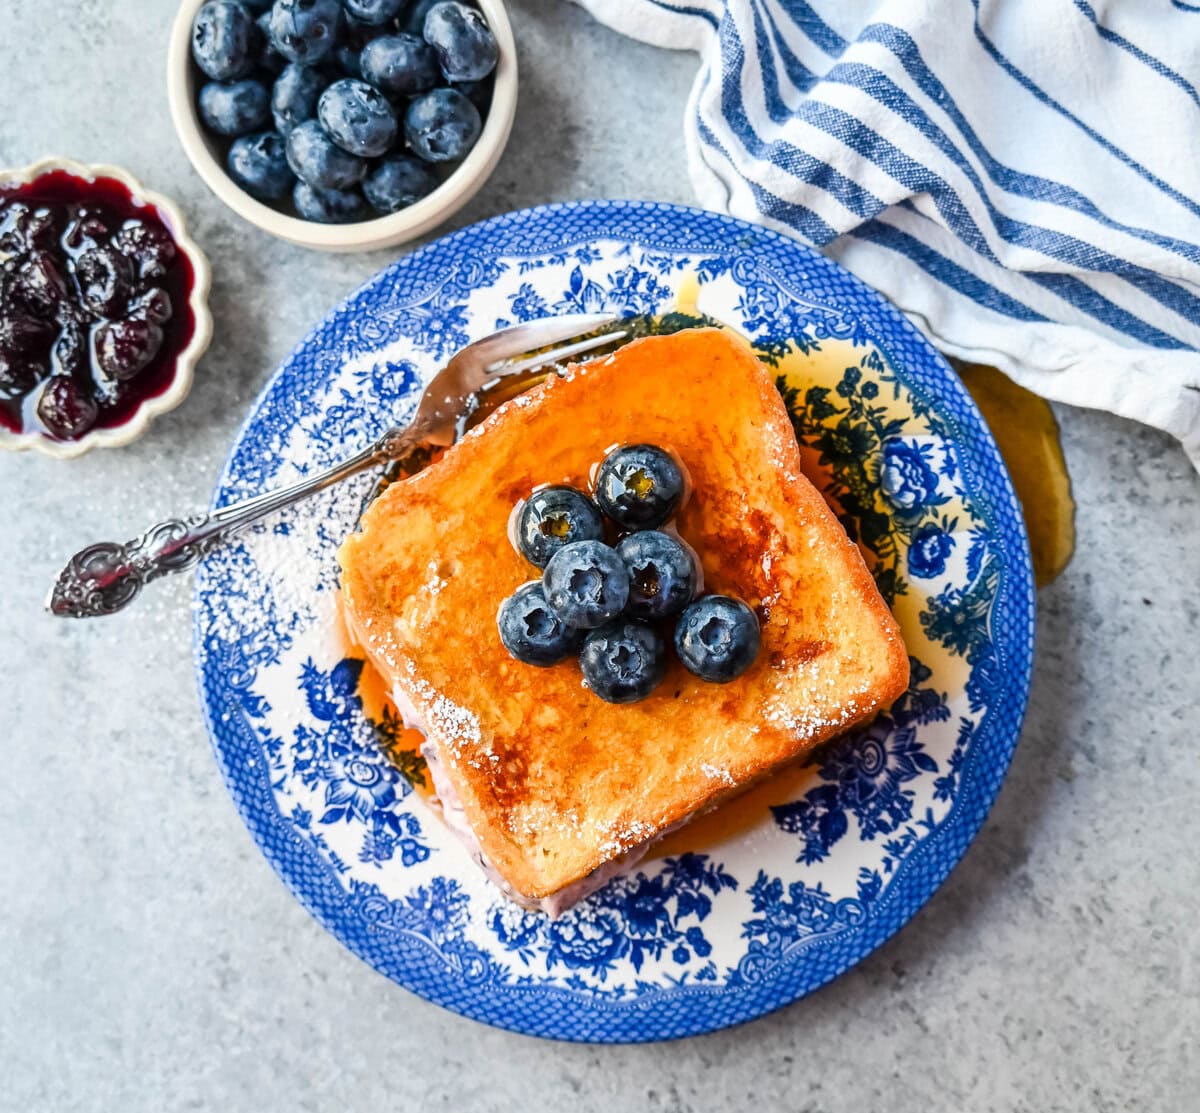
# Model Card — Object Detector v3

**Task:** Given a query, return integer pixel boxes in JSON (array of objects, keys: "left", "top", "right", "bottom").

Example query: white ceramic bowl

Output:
[
  {"left": 0, "top": 156, "right": 213, "bottom": 459},
  {"left": 167, "top": 0, "right": 518, "bottom": 253}
]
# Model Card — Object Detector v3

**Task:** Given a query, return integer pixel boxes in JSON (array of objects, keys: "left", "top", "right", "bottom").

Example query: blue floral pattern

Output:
[
  {"left": 492, "top": 855, "right": 736, "bottom": 980},
  {"left": 908, "top": 523, "right": 955, "bottom": 579},
  {"left": 770, "top": 659, "right": 949, "bottom": 865},
  {"left": 193, "top": 201, "right": 1035, "bottom": 1041},
  {"left": 776, "top": 357, "right": 956, "bottom": 605},
  {"left": 880, "top": 439, "right": 943, "bottom": 513},
  {"left": 729, "top": 871, "right": 870, "bottom": 987},
  {"left": 260, "top": 657, "right": 433, "bottom": 873}
]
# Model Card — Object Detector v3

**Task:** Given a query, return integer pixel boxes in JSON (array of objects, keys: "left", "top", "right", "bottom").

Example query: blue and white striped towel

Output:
[{"left": 577, "top": 0, "right": 1200, "bottom": 468}]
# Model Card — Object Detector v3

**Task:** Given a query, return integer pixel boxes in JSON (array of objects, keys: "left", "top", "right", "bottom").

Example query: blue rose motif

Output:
[
  {"left": 546, "top": 909, "right": 627, "bottom": 974},
  {"left": 326, "top": 756, "right": 397, "bottom": 821},
  {"left": 879, "top": 440, "right": 940, "bottom": 512},
  {"left": 615, "top": 875, "right": 671, "bottom": 940},
  {"left": 553, "top": 265, "right": 608, "bottom": 314},
  {"left": 352, "top": 358, "right": 419, "bottom": 406},
  {"left": 908, "top": 524, "right": 955, "bottom": 579},
  {"left": 490, "top": 904, "right": 543, "bottom": 952},
  {"left": 825, "top": 726, "right": 900, "bottom": 810},
  {"left": 818, "top": 719, "right": 938, "bottom": 839}
]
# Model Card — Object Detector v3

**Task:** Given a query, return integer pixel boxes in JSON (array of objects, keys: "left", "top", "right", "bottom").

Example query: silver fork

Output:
[{"left": 47, "top": 312, "right": 629, "bottom": 619}]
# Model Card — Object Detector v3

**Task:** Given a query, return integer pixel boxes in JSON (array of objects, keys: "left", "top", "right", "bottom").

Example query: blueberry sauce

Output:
[{"left": 0, "top": 171, "right": 196, "bottom": 441}]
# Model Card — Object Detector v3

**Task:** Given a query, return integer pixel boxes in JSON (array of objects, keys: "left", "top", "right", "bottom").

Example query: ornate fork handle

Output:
[{"left": 47, "top": 427, "right": 418, "bottom": 618}]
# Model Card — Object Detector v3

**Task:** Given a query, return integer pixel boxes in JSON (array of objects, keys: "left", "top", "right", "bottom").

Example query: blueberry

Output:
[
  {"left": 74, "top": 247, "right": 132, "bottom": 318},
  {"left": 292, "top": 180, "right": 369, "bottom": 222},
  {"left": 0, "top": 202, "right": 60, "bottom": 253},
  {"left": 11, "top": 251, "right": 69, "bottom": 316},
  {"left": 0, "top": 313, "right": 53, "bottom": 358},
  {"left": 514, "top": 485, "right": 605, "bottom": 568},
  {"left": 51, "top": 318, "right": 88, "bottom": 378},
  {"left": 423, "top": 2, "right": 498, "bottom": 82},
  {"left": 95, "top": 318, "right": 164, "bottom": 381},
  {"left": 345, "top": 0, "right": 406, "bottom": 25},
  {"left": 595, "top": 444, "right": 685, "bottom": 530},
  {"left": 404, "top": 87, "right": 480, "bottom": 162},
  {"left": 340, "top": 12, "right": 378, "bottom": 49},
  {"left": 318, "top": 78, "right": 398, "bottom": 157},
  {"left": 130, "top": 288, "right": 173, "bottom": 325},
  {"left": 497, "top": 581, "right": 585, "bottom": 667},
  {"left": 542, "top": 540, "right": 630, "bottom": 630},
  {"left": 268, "top": 0, "right": 342, "bottom": 65},
  {"left": 36, "top": 375, "right": 98, "bottom": 439},
  {"left": 580, "top": 619, "right": 666, "bottom": 704},
  {"left": 616, "top": 530, "right": 699, "bottom": 619},
  {"left": 111, "top": 220, "right": 176, "bottom": 282},
  {"left": 227, "top": 131, "right": 295, "bottom": 199},
  {"left": 362, "top": 155, "right": 440, "bottom": 213},
  {"left": 199, "top": 78, "right": 272, "bottom": 136},
  {"left": 256, "top": 12, "right": 288, "bottom": 74},
  {"left": 360, "top": 34, "right": 439, "bottom": 97},
  {"left": 286, "top": 119, "right": 367, "bottom": 189},
  {"left": 192, "top": 0, "right": 259, "bottom": 81},
  {"left": 674, "top": 595, "right": 760, "bottom": 683},
  {"left": 0, "top": 351, "right": 40, "bottom": 400},
  {"left": 334, "top": 44, "right": 362, "bottom": 79},
  {"left": 402, "top": 0, "right": 442, "bottom": 34},
  {"left": 240, "top": 0, "right": 273, "bottom": 10},
  {"left": 453, "top": 76, "right": 493, "bottom": 111},
  {"left": 271, "top": 63, "right": 326, "bottom": 134}
]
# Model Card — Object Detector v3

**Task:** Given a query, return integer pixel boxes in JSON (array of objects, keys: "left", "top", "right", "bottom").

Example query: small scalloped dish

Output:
[{"left": 0, "top": 157, "right": 212, "bottom": 458}]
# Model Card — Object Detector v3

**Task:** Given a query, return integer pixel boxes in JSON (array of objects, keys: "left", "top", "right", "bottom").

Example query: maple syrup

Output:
[
  {"left": 330, "top": 599, "right": 433, "bottom": 797},
  {"left": 952, "top": 360, "right": 1075, "bottom": 587},
  {"left": 345, "top": 292, "right": 1072, "bottom": 860}
]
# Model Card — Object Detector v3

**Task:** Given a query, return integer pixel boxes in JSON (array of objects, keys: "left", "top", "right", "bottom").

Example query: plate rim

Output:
[{"left": 193, "top": 199, "right": 1036, "bottom": 1042}]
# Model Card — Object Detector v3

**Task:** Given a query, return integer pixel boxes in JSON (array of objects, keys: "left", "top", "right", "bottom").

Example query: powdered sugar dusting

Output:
[
  {"left": 423, "top": 559, "right": 448, "bottom": 597},
  {"left": 700, "top": 762, "right": 736, "bottom": 786}
]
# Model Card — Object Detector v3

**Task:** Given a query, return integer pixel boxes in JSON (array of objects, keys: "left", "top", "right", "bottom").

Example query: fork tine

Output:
[
  {"left": 447, "top": 312, "right": 621, "bottom": 369},
  {"left": 486, "top": 328, "right": 631, "bottom": 378}
]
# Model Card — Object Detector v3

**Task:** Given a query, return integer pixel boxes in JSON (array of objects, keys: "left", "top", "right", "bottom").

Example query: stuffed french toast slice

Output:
[{"left": 339, "top": 327, "right": 908, "bottom": 913}]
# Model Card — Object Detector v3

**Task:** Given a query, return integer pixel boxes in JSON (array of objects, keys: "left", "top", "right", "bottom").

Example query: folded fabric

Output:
[{"left": 577, "top": 0, "right": 1200, "bottom": 468}]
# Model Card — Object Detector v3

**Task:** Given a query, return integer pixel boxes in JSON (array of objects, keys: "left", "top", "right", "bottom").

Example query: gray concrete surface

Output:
[{"left": 1, "top": 2, "right": 1198, "bottom": 1110}]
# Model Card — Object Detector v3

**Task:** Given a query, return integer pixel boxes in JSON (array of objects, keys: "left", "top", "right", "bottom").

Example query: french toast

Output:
[{"left": 339, "top": 327, "right": 908, "bottom": 913}]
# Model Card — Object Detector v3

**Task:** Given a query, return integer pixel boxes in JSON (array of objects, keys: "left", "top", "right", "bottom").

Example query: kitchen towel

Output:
[{"left": 576, "top": 0, "right": 1200, "bottom": 468}]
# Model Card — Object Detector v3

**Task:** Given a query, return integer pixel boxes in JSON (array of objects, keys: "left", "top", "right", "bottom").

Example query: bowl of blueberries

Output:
[{"left": 168, "top": 0, "right": 516, "bottom": 251}]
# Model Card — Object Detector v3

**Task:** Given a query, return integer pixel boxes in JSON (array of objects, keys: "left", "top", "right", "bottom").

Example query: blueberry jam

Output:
[{"left": 0, "top": 172, "right": 195, "bottom": 441}]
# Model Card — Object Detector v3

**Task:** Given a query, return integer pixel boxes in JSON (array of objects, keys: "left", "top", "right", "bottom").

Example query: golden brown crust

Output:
[{"left": 339, "top": 328, "right": 908, "bottom": 899}]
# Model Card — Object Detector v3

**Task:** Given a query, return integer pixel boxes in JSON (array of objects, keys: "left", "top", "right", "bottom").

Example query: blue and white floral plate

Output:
[{"left": 194, "top": 201, "right": 1035, "bottom": 1042}]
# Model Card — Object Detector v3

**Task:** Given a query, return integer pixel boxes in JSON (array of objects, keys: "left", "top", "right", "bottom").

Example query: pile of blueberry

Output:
[
  {"left": 498, "top": 445, "right": 761, "bottom": 704},
  {"left": 0, "top": 180, "right": 185, "bottom": 440},
  {"left": 190, "top": 0, "right": 498, "bottom": 223}
]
